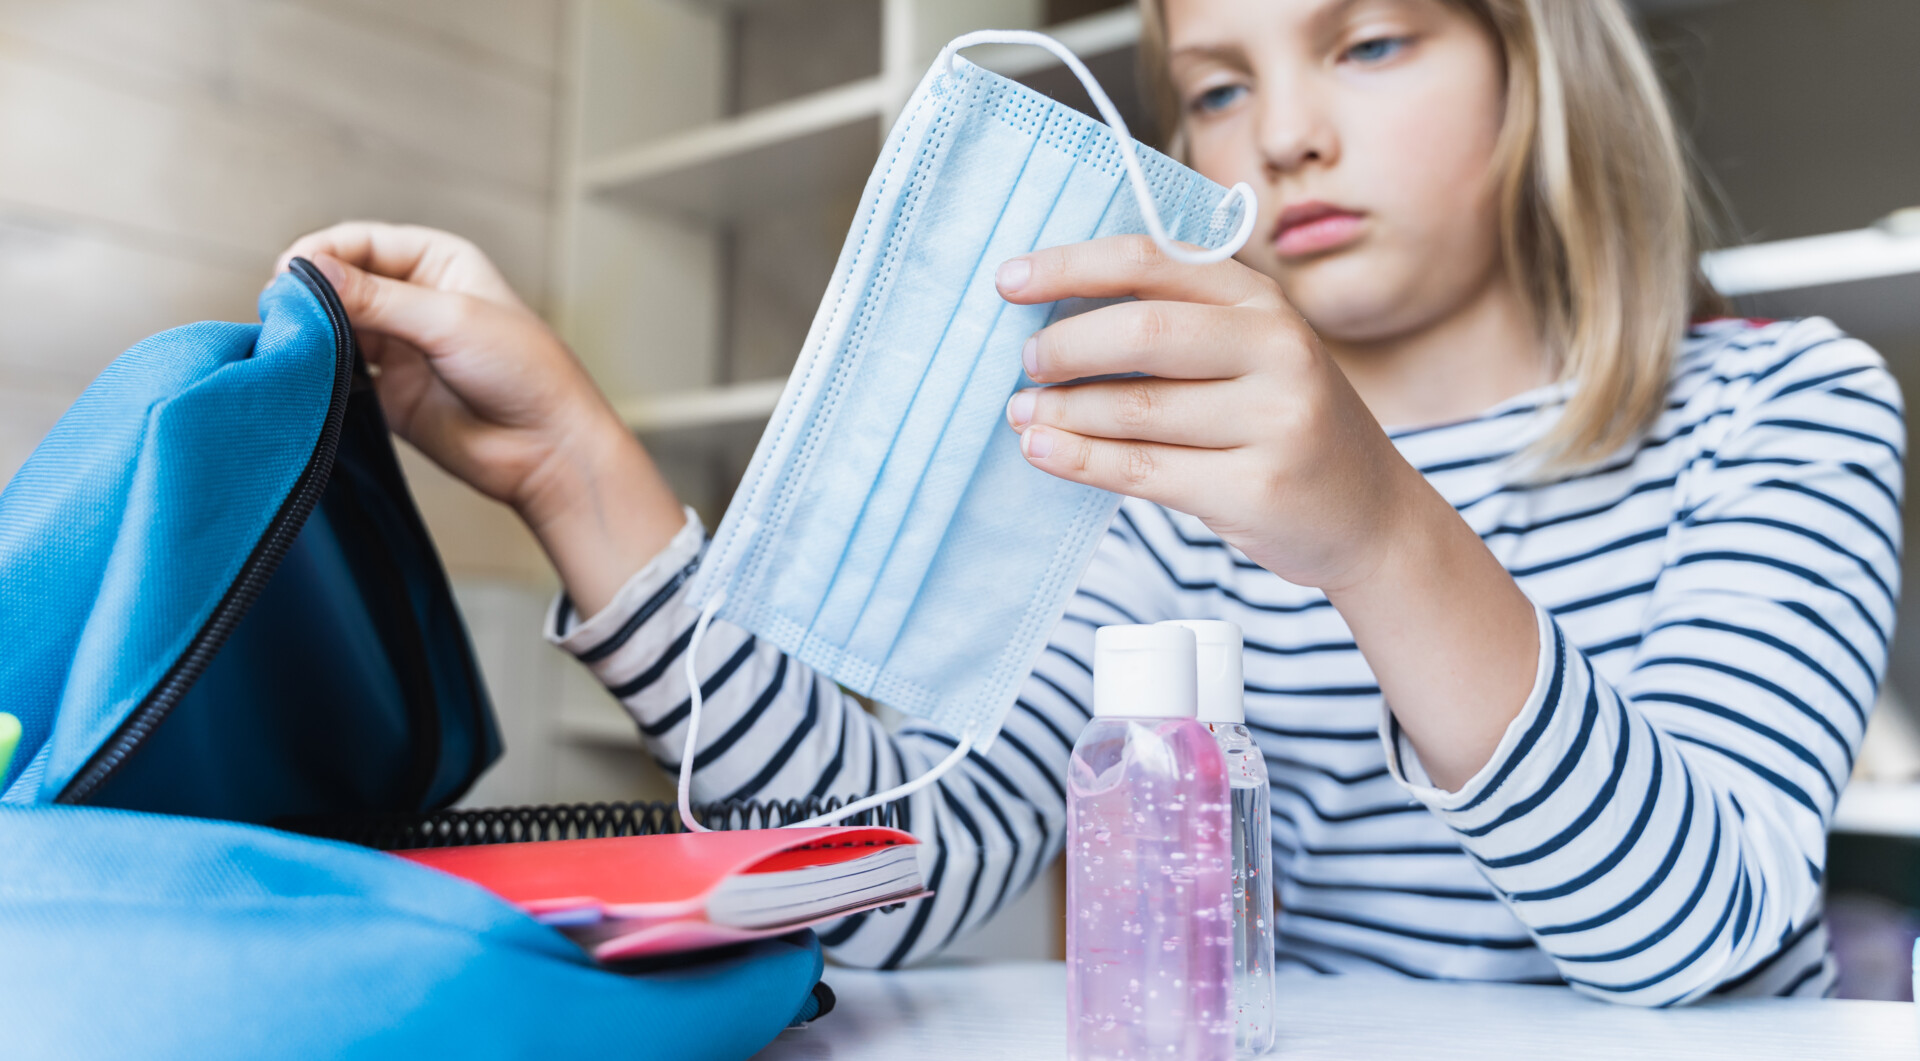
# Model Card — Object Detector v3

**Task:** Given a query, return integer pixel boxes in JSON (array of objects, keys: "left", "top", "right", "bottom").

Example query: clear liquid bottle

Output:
[
  {"left": 1165, "top": 620, "right": 1275, "bottom": 1058},
  {"left": 1067, "top": 624, "right": 1234, "bottom": 1061}
]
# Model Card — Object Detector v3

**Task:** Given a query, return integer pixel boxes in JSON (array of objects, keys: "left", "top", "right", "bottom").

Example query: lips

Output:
[{"left": 1272, "top": 201, "right": 1367, "bottom": 259}]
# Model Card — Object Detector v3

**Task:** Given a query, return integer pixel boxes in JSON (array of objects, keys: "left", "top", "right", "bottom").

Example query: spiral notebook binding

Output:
[{"left": 286, "top": 794, "right": 912, "bottom": 852}]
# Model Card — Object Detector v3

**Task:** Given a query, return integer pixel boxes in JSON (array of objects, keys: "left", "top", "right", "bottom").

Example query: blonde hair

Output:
[{"left": 1138, "top": 0, "right": 1727, "bottom": 473}]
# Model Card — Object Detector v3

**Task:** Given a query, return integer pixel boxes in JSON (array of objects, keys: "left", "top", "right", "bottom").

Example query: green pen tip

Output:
[{"left": 0, "top": 711, "right": 19, "bottom": 778}]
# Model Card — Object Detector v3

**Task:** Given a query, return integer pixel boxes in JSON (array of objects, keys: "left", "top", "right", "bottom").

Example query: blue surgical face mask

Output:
[{"left": 678, "top": 31, "right": 1256, "bottom": 828}]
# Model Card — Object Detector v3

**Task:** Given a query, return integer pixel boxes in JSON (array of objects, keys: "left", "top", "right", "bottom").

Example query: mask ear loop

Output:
[
  {"left": 785, "top": 730, "right": 973, "bottom": 830},
  {"left": 678, "top": 588, "right": 976, "bottom": 831},
  {"left": 935, "top": 29, "right": 1258, "bottom": 266},
  {"left": 678, "top": 591, "right": 727, "bottom": 833}
]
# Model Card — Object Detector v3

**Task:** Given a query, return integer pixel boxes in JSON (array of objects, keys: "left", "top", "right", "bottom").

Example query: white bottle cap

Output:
[
  {"left": 1093, "top": 624, "right": 1198, "bottom": 719},
  {"left": 1159, "top": 620, "right": 1244, "bottom": 724}
]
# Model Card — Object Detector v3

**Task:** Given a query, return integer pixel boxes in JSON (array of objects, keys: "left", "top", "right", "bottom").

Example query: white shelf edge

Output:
[
  {"left": 1830, "top": 780, "right": 1920, "bottom": 839},
  {"left": 971, "top": 8, "right": 1143, "bottom": 78},
  {"left": 1703, "top": 225, "right": 1920, "bottom": 297},
  {"left": 573, "top": 9, "right": 1145, "bottom": 196},
  {"left": 579, "top": 76, "right": 886, "bottom": 194},
  {"left": 616, "top": 377, "right": 787, "bottom": 433},
  {"left": 557, "top": 707, "right": 644, "bottom": 749}
]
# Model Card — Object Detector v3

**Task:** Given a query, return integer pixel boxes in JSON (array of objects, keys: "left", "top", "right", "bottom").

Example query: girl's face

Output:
[{"left": 1165, "top": 0, "right": 1510, "bottom": 345}]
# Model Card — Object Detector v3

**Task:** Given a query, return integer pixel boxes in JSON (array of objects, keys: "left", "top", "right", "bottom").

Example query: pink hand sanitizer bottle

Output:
[{"left": 1068, "top": 624, "right": 1234, "bottom": 1061}]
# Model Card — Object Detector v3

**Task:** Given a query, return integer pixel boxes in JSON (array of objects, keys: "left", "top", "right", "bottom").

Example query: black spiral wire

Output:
[{"left": 285, "top": 794, "right": 911, "bottom": 852}]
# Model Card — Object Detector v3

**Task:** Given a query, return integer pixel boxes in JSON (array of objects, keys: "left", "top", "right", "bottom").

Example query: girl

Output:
[{"left": 281, "top": 0, "right": 1901, "bottom": 1005}]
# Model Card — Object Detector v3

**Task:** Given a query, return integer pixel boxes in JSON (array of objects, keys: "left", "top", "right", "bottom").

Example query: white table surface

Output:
[{"left": 756, "top": 961, "right": 1917, "bottom": 1060}]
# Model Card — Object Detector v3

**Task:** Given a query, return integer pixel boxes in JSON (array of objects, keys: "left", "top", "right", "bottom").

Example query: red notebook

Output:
[{"left": 399, "top": 826, "right": 929, "bottom": 959}]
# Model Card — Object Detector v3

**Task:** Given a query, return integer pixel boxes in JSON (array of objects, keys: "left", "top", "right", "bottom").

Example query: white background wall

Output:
[
  {"left": 0, "top": 0, "right": 576, "bottom": 593},
  {"left": 0, "top": 1, "right": 558, "bottom": 482}
]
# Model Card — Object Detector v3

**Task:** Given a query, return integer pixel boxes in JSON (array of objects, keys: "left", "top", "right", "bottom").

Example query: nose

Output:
[{"left": 1255, "top": 77, "right": 1337, "bottom": 175}]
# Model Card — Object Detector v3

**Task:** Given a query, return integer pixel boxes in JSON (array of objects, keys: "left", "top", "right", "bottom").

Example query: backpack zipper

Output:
[{"left": 57, "top": 258, "right": 356, "bottom": 804}]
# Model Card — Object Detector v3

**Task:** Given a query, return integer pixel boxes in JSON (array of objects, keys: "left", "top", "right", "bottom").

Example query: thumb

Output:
[{"left": 307, "top": 252, "right": 474, "bottom": 357}]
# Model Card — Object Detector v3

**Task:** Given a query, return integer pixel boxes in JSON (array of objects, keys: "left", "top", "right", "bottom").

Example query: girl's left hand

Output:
[
  {"left": 1001, "top": 235, "right": 1543, "bottom": 790},
  {"left": 997, "top": 234, "right": 1426, "bottom": 595}
]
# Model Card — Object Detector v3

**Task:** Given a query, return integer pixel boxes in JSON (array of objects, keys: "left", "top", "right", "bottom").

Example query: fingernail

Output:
[
  {"left": 996, "top": 257, "right": 1030, "bottom": 293},
  {"left": 311, "top": 253, "right": 348, "bottom": 291},
  {"left": 1022, "top": 336, "right": 1039, "bottom": 378},
  {"left": 1007, "top": 389, "right": 1036, "bottom": 427},
  {"left": 1022, "top": 427, "right": 1054, "bottom": 460}
]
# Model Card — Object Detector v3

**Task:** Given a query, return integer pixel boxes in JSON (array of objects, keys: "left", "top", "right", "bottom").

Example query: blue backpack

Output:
[{"left": 0, "top": 261, "right": 824, "bottom": 1059}]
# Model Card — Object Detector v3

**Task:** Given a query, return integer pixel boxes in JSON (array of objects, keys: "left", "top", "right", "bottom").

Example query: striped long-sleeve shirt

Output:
[{"left": 545, "top": 317, "right": 1903, "bottom": 1005}]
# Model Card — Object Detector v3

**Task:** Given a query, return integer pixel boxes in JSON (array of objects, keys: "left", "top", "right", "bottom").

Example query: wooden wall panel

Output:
[
  {"left": 0, "top": 0, "right": 564, "bottom": 560},
  {"left": 0, "top": 209, "right": 258, "bottom": 389}
]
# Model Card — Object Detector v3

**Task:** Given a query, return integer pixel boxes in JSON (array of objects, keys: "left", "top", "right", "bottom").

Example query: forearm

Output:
[
  {"left": 546, "top": 515, "right": 852, "bottom": 804},
  {"left": 1324, "top": 462, "right": 1539, "bottom": 790},
  {"left": 1385, "top": 613, "right": 1835, "bottom": 1005},
  {"left": 518, "top": 419, "right": 686, "bottom": 617},
  {"left": 1368, "top": 329, "right": 1899, "bottom": 1002}
]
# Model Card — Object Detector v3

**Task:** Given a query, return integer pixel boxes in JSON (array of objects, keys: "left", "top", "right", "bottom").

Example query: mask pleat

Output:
[
  {"left": 794, "top": 86, "right": 1055, "bottom": 683},
  {"left": 845, "top": 109, "right": 1120, "bottom": 676},
  {"left": 750, "top": 82, "right": 1031, "bottom": 695},
  {"left": 730, "top": 71, "right": 985, "bottom": 656},
  {"left": 869, "top": 166, "right": 1146, "bottom": 733}
]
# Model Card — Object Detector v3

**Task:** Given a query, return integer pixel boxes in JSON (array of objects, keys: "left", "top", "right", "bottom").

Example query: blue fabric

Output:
[
  {"left": 0, "top": 268, "right": 499, "bottom": 816},
  {"left": 0, "top": 279, "right": 331, "bottom": 798},
  {"left": 0, "top": 805, "right": 823, "bottom": 1060},
  {"left": 688, "top": 56, "right": 1249, "bottom": 748}
]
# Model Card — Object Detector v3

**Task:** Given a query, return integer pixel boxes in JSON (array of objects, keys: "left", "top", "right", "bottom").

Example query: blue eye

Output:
[
  {"left": 1192, "top": 84, "right": 1246, "bottom": 114},
  {"left": 1344, "top": 36, "right": 1407, "bottom": 64}
]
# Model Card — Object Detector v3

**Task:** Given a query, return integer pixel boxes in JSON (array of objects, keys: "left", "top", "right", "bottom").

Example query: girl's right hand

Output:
[{"left": 275, "top": 222, "right": 685, "bottom": 614}]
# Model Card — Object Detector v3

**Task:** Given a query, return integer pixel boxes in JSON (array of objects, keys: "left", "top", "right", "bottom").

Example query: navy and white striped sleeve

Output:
[
  {"left": 1383, "top": 329, "right": 1904, "bottom": 1005},
  {"left": 544, "top": 505, "right": 1174, "bottom": 967}
]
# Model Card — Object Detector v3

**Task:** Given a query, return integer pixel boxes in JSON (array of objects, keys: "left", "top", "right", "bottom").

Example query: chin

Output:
[{"left": 1276, "top": 253, "right": 1424, "bottom": 344}]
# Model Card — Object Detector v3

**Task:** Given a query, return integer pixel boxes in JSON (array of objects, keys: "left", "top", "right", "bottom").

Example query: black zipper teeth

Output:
[{"left": 57, "top": 258, "right": 355, "bottom": 804}]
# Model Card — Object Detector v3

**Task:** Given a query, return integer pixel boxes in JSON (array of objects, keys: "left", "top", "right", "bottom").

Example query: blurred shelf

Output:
[
  {"left": 1632, "top": 0, "right": 1743, "bottom": 13},
  {"left": 579, "top": 76, "right": 886, "bottom": 219},
  {"left": 557, "top": 705, "right": 645, "bottom": 749},
  {"left": 616, "top": 377, "right": 786, "bottom": 434},
  {"left": 575, "top": 7, "right": 1147, "bottom": 221},
  {"left": 968, "top": 7, "right": 1141, "bottom": 77},
  {"left": 1831, "top": 780, "right": 1920, "bottom": 839},
  {"left": 1703, "top": 220, "right": 1920, "bottom": 297}
]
